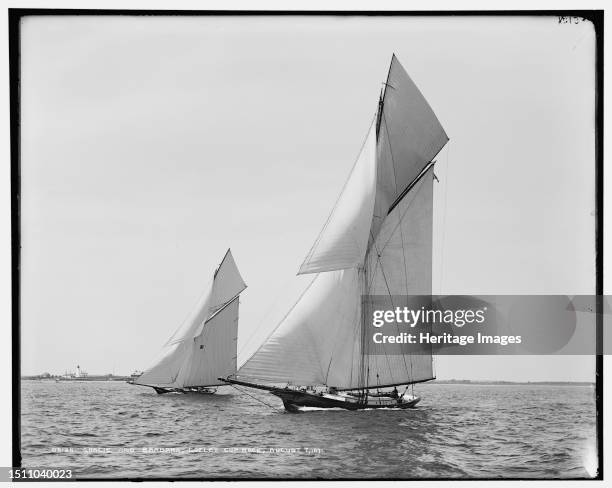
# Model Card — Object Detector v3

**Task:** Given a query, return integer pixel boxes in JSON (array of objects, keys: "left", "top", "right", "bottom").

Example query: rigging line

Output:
[
  {"left": 382, "top": 110, "right": 401, "bottom": 198},
  {"left": 325, "top": 269, "right": 360, "bottom": 385},
  {"left": 369, "top": 231, "right": 413, "bottom": 384},
  {"left": 301, "top": 111, "right": 378, "bottom": 267},
  {"left": 377, "top": 179, "right": 423, "bottom": 254},
  {"left": 324, "top": 355, "right": 333, "bottom": 386},
  {"left": 382, "top": 113, "right": 413, "bottom": 382},
  {"left": 362, "top": 267, "right": 372, "bottom": 394},
  {"left": 396, "top": 201, "right": 411, "bottom": 303},
  {"left": 343, "top": 270, "right": 366, "bottom": 389},
  {"left": 365, "top": 249, "right": 379, "bottom": 291},
  {"left": 295, "top": 316, "right": 327, "bottom": 383},
  {"left": 349, "top": 267, "right": 366, "bottom": 390},
  {"left": 438, "top": 141, "right": 451, "bottom": 295},
  {"left": 205, "top": 293, "right": 242, "bottom": 324},
  {"left": 375, "top": 112, "right": 429, "bottom": 257},
  {"left": 396, "top": 211, "right": 415, "bottom": 384},
  {"left": 349, "top": 317, "right": 356, "bottom": 388},
  {"left": 376, "top": 54, "right": 395, "bottom": 137},
  {"left": 163, "top": 275, "right": 215, "bottom": 347},
  {"left": 238, "top": 273, "right": 318, "bottom": 369},
  {"left": 229, "top": 384, "right": 278, "bottom": 410},
  {"left": 237, "top": 274, "right": 297, "bottom": 358},
  {"left": 356, "top": 267, "right": 365, "bottom": 391},
  {"left": 348, "top": 292, "right": 357, "bottom": 389},
  {"left": 367, "top": 233, "right": 398, "bottom": 385},
  {"left": 387, "top": 160, "right": 435, "bottom": 216}
]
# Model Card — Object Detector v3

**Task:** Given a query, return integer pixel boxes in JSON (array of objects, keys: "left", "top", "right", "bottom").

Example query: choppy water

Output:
[{"left": 20, "top": 381, "right": 597, "bottom": 479}]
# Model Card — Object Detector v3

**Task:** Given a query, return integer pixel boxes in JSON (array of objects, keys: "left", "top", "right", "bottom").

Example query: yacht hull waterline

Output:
[
  {"left": 153, "top": 386, "right": 217, "bottom": 395},
  {"left": 220, "top": 378, "right": 421, "bottom": 412},
  {"left": 128, "top": 383, "right": 217, "bottom": 395}
]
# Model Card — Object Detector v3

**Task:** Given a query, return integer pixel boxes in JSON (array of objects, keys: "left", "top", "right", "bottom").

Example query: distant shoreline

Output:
[
  {"left": 21, "top": 376, "right": 593, "bottom": 386},
  {"left": 21, "top": 374, "right": 131, "bottom": 381},
  {"left": 429, "top": 380, "right": 594, "bottom": 386}
]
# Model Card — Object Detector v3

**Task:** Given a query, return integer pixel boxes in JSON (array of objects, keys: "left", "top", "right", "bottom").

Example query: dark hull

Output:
[
  {"left": 219, "top": 377, "right": 421, "bottom": 412},
  {"left": 128, "top": 383, "right": 217, "bottom": 395},
  {"left": 273, "top": 389, "right": 420, "bottom": 412},
  {"left": 153, "top": 386, "right": 217, "bottom": 395}
]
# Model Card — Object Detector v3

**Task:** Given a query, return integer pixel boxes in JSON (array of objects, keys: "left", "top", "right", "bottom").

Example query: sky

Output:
[{"left": 19, "top": 15, "right": 597, "bottom": 381}]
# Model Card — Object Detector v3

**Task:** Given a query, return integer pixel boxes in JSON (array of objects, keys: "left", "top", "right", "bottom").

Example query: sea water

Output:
[{"left": 20, "top": 381, "right": 597, "bottom": 479}]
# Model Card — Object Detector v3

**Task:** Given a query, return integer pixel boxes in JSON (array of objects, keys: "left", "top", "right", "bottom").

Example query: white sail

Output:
[
  {"left": 133, "top": 341, "right": 191, "bottom": 387},
  {"left": 210, "top": 250, "right": 247, "bottom": 313},
  {"left": 238, "top": 169, "right": 435, "bottom": 389},
  {"left": 363, "top": 166, "right": 435, "bottom": 386},
  {"left": 161, "top": 250, "right": 245, "bottom": 347},
  {"left": 366, "top": 166, "right": 434, "bottom": 298},
  {"left": 237, "top": 56, "right": 445, "bottom": 391},
  {"left": 135, "top": 249, "right": 246, "bottom": 388},
  {"left": 164, "top": 280, "right": 214, "bottom": 347},
  {"left": 178, "top": 298, "right": 240, "bottom": 387},
  {"left": 192, "top": 249, "right": 246, "bottom": 337},
  {"left": 238, "top": 269, "right": 364, "bottom": 388},
  {"left": 378, "top": 55, "right": 448, "bottom": 205},
  {"left": 298, "top": 121, "right": 377, "bottom": 274}
]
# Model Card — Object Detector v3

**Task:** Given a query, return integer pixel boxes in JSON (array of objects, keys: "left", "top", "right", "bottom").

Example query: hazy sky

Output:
[{"left": 20, "top": 15, "right": 596, "bottom": 381}]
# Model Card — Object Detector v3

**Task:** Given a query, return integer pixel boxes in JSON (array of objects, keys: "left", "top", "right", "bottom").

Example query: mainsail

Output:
[
  {"left": 238, "top": 55, "right": 448, "bottom": 390},
  {"left": 135, "top": 249, "right": 246, "bottom": 388}
]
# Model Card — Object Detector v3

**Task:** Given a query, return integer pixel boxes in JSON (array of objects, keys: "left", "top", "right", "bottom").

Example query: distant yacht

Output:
[{"left": 133, "top": 249, "right": 246, "bottom": 394}]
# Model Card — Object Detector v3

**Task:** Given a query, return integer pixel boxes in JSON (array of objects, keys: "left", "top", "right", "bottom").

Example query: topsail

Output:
[
  {"left": 135, "top": 249, "right": 246, "bottom": 389},
  {"left": 237, "top": 55, "right": 448, "bottom": 393}
]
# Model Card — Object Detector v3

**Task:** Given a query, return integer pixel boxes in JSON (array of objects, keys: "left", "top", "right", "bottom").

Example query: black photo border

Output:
[{"left": 9, "top": 8, "right": 604, "bottom": 482}]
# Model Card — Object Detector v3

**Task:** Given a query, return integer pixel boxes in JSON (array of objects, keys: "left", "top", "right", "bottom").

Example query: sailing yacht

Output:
[
  {"left": 134, "top": 249, "right": 246, "bottom": 394},
  {"left": 221, "top": 55, "right": 448, "bottom": 411}
]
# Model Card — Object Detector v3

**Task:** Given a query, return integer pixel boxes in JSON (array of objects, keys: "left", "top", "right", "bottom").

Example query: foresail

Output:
[
  {"left": 237, "top": 269, "right": 364, "bottom": 389},
  {"left": 137, "top": 281, "right": 215, "bottom": 386},
  {"left": 363, "top": 166, "right": 435, "bottom": 386},
  {"left": 298, "top": 121, "right": 377, "bottom": 275},
  {"left": 377, "top": 55, "right": 448, "bottom": 213},
  {"left": 134, "top": 342, "right": 190, "bottom": 387},
  {"left": 165, "top": 281, "right": 214, "bottom": 347}
]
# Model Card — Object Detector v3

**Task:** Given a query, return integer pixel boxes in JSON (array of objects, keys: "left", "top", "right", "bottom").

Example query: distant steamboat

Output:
[{"left": 55, "top": 365, "right": 114, "bottom": 382}]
